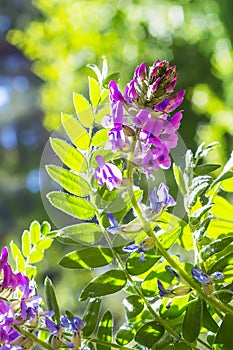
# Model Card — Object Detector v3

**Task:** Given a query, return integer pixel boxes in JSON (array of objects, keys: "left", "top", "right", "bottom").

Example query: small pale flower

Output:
[{"left": 94, "top": 155, "right": 122, "bottom": 191}]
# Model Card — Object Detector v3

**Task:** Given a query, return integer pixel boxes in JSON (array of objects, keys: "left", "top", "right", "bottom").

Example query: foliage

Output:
[{"left": 1, "top": 59, "right": 233, "bottom": 349}]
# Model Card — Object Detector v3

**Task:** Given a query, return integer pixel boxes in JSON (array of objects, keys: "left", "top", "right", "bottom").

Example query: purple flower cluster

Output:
[
  {"left": 0, "top": 247, "right": 42, "bottom": 349},
  {"left": 45, "top": 315, "right": 85, "bottom": 348},
  {"left": 104, "top": 60, "right": 185, "bottom": 176}
]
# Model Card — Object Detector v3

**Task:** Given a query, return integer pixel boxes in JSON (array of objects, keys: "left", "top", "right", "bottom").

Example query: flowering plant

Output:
[{"left": 1, "top": 59, "right": 233, "bottom": 349}]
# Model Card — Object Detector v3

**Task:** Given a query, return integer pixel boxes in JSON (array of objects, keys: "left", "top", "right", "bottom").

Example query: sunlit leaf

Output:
[
  {"left": 95, "top": 105, "right": 110, "bottom": 124},
  {"left": 59, "top": 247, "right": 113, "bottom": 269},
  {"left": 83, "top": 298, "right": 102, "bottom": 336},
  {"left": 50, "top": 138, "right": 87, "bottom": 172},
  {"left": 173, "top": 163, "right": 186, "bottom": 195},
  {"left": 44, "top": 277, "right": 60, "bottom": 324},
  {"left": 193, "top": 164, "right": 221, "bottom": 175},
  {"left": 88, "top": 76, "right": 101, "bottom": 107},
  {"left": 96, "top": 311, "right": 113, "bottom": 350},
  {"left": 126, "top": 250, "right": 160, "bottom": 276},
  {"left": 36, "top": 237, "right": 53, "bottom": 250},
  {"left": 135, "top": 321, "right": 165, "bottom": 348},
  {"left": 57, "top": 223, "right": 103, "bottom": 244},
  {"left": 91, "top": 129, "right": 109, "bottom": 147},
  {"left": 200, "top": 236, "right": 233, "bottom": 260},
  {"left": 10, "top": 241, "right": 25, "bottom": 272},
  {"left": 61, "top": 113, "right": 90, "bottom": 150},
  {"left": 29, "top": 220, "right": 41, "bottom": 245},
  {"left": 46, "top": 165, "right": 91, "bottom": 196},
  {"left": 123, "top": 295, "right": 144, "bottom": 319},
  {"left": 80, "top": 269, "right": 127, "bottom": 301},
  {"left": 29, "top": 249, "right": 44, "bottom": 263},
  {"left": 41, "top": 221, "right": 51, "bottom": 236},
  {"left": 73, "top": 92, "right": 94, "bottom": 128},
  {"left": 47, "top": 191, "right": 96, "bottom": 220},
  {"left": 211, "top": 196, "right": 233, "bottom": 221},
  {"left": 116, "top": 322, "right": 135, "bottom": 345},
  {"left": 21, "top": 230, "right": 31, "bottom": 258}
]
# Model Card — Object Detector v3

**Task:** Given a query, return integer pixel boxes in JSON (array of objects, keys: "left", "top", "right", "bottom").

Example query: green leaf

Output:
[
  {"left": 207, "top": 251, "right": 233, "bottom": 274},
  {"left": 158, "top": 226, "right": 180, "bottom": 250},
  {"left": 123, "top": 295, "right": 144, "bottom": 319},
  {"left": 30, "top": 220, "right": 41, "bottom": 245},
  {"left": 96, "top": 311, "right": 113, "bottom": 350},
  {"left": 193, "top": 164, "right": 221, "bottom": 175},
  {"left": 92, "top": 129, "right": 109, "bottom": 147},
  {"left": 102, "top": 72, "right": 120, "bottom": 88},
  {"left": 83, "top": 298, "right": 102, "bottom": 336},
  {"left": 41, "top": 221, "right": 51, "bottom": 236},
  {"left": 160, "top": 294, "right": 190, "bottom": 319},
  {"left": 73, "top": 92, "right": 94, "bottom": 128},
  {"left": 21, "top": 230, "right": 31, "bottom": 258},
  {"left": 47, "top": 191, "right": 96, "bottom": 220},
  {"left": 88, "top": 76, "right": 101, "bottom": 107},
  {"left": 135, "top": 321, "right": 165, "bottom": 348},
  {"left": 87, "top": 63, "right": 102, "bottom": 83},
  {"left": 211, "top": 196, "right": 233, "bottom": 221},
  {"left": 173, "top": 163, "right": 186, "bottom": 195},
  {"left": 201, "top": 236, "right": 233, "bottom": 260},
  {"left": 105, "top": 189, "right": 142, "bottom": 224},
  {"left": 50, "top": 138, "right": 87, "bottom": 172},
  {"left": 44, "top": 277, "right": 60, "bottom": 324},
  {"left": 59, "top": 247, "right": 113, "bottom": 269},
  {"left": 95, "top": 105, "right": 111, "bottom": 124},
  {"left": 202, "top": 302, "right": 218, "bottom": 332},
  {"left": 214, "top": 313, "right": 233, "bottom": 347},
  {"left": 116, "top": 323, "right": 135, "bottom": 345},
  {"left": 61, "top": 113, "right": 90, "bottom": 150},
  {"left": 182, "top": 298, "right": 202, "bottom": 343},
  {"left": 36, "top": 237, "right": 53, "bottom": 250},
  {"left": 46, "top": 165, "right": 91, "bottom": 197},
  {"left": 10, "top": 241, "right": 25, "bottom": 272},
  {"left": 80, "top": 269, "right": 127, "bottom": 301},
  {"left": 187, "top": 176, "right": 212, "bottom": 208},
  {"left": 126, "top": 250, "right": 160, "bottom": 276},
  {"left": 57, "top": 223, "right": 103, "bottom": 244},
  {"left": 90, "top": 148, "right": 121, "bottom": 167},
  {"left": 29, "top": 249, "right": 44, "bottom": 263},
  {"left": 189, "top": 204, "right": 213, "bottom": 226}
]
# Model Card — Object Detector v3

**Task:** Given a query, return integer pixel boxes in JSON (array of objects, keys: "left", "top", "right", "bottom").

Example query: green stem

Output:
[
  {"left": 96, "top": 211, "right": 199, "bottom": 350},
  {"left": 13, "top": 325, "right": 54, "bottom": 350},
  {"left": 126, "top": 162, "right": 233, "bottom": 317}
]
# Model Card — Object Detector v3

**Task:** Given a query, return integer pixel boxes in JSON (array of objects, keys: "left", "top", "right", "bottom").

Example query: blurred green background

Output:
[{"left": 1, "top": 0, "right": 233, "bottom": 312}]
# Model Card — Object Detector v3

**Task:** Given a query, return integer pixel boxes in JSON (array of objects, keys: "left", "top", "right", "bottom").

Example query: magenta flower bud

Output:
[
  {"left": 151, "top": 77, "right": 161, "bottom": 92},
  {"left": 109, "top": 81, "right": 124, "bottom": 103},
  {"left": 135, "top": 62, "right": 147, "bottom": 80}
]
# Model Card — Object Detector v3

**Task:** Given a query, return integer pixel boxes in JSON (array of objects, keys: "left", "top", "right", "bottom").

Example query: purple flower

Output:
[
  {"left": 104, "top": 60, "right": 185, "bottom": 175},
  {"left": 60, "top": 315, "right": 85, "bottom": 333},
  {"left": 123, "top": 242, "right": 147, "bottom": 262},
  {"left": 191, "top": 267, "right": 224, "bottom": 285},
  {"left": 0, "top": 247, "right": 8, "bottom": 270},
  {"left": 150, "top": 183, "right": 176, "bottom": 214},
  {"left": 45, "top": 317, "right": 63, "bottom": 337},
  {"left": 0, "top": 300, "right": 14, "bottom": 333},
  {"left": 157, "top": 280, "right": 172, "bottom": 297},
  {"left": 94, "top": 155, "right": 122, "bottom": 191},
  {"left": 109, "top": 81, "right": 124, "bottom": 104},
  {"left": 123, "top": 238, "right": 154, "bottom": 262}
]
